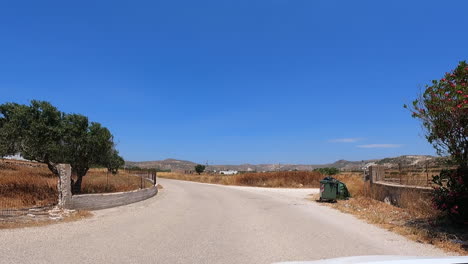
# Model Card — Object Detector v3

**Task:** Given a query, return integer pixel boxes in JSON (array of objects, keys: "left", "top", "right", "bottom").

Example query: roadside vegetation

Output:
[
  {"left": 325, "top": 61, "right": 468, "bottom": 254},
  {"left": 405, "top": 61, "right": 467, "bottom": 223},
  {"left": 194, "top": 164, "right": 206, "bottom": 175},
  {"left": 159, "top": 171, "right": 326, "bottom": 188},
  {"left": 313, "top": 167, "right": 340, "bottom": 175},
  {"left": 322, "top": 176, "right": 467, "bottom": 254}
]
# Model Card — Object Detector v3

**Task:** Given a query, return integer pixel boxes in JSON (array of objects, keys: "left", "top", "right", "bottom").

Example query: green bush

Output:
[
  {"left": 406, "top": 61, "right": 468, "bottom": 223},
  {"left": 314, "top": 167, "right": 340, "bottom": 176}
]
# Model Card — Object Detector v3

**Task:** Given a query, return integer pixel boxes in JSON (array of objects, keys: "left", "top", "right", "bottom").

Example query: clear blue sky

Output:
[{"left": 1, "top": 0, "right": 467, "bottom": 164}]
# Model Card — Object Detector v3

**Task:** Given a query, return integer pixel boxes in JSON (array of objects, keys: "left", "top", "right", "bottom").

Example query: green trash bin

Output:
[
  {"left": 319, "top": 178, "right": 338, "bottom": 202},
  {"left": 319, "top": 177, "right": 350, "bottom": 202},
  {"left": 336, "top": 181, "right": 350, "bottom": 200}
]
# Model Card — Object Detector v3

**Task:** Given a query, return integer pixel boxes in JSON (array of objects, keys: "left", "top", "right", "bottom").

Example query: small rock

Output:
[
  {"left": 27, "top": 214, "right": 35, "bottom": 218},
  {"left": 384, "top": 196, "right": 392, "bottom": 205}
]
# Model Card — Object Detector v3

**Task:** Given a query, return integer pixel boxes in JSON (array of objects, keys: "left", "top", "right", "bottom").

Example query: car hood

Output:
[{"left": 274, "top": 255, "right": 468, "bottom": 264}]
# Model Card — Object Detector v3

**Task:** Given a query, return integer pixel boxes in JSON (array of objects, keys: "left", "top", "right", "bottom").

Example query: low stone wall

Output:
[
  {"left": 70, "top": 185, "right": 158, "bottom": 210},
  {"left": 367, "top": 165, "right": 433, "bottom": 212},
  {"left": 370, "top": 181, "right": 432, "bottom": 207}
]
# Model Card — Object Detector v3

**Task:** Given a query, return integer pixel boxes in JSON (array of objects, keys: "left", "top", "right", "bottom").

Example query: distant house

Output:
[
  {"left": 220, "top": 170, "right": 238, "bottom": 175},
  {"left": 3, "top": 154, "right": 28, "bottom": 161}
]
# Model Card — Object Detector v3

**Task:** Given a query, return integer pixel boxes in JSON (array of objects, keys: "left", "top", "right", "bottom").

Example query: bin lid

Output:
[{"left": 320, "top": 179, "right": 337, "bottom": 184}]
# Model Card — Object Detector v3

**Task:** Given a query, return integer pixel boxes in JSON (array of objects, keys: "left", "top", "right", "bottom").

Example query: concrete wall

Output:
[
  {"left": 56, "top": 164, "right": 159, "bottom": 210},
  {"left": 70, "top": 185, "right": 158, "bottom": 210},
  {"left": 57, "top": 164, "right": 72, "bottom": 208},
  {"left": 370, "top": 181, "right": 432, "bottom": 207},
  {"left": 368, "top": 165, "right": 385, "bottom": 183},
  {"left": 367, "top": 165, "right": 432, "bottom": 211}
]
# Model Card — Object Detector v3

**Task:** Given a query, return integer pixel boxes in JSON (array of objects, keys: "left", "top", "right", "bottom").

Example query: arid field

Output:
[{"left": 0, "top": 160, "right": 153, "bottom": 209}]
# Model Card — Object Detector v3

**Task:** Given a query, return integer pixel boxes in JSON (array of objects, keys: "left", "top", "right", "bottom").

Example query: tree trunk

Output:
[
  {"left": 71, "top": 167, "right": 89, "bottom": 194},
  {"left": 72, "top": 175, "right": 83, "bottom": 194},
  {"left": 46, "top": 162, "right": 59, "bottom": 176},
  {"left": 43, "top": 155, "right": 59, "bottom": 176}
]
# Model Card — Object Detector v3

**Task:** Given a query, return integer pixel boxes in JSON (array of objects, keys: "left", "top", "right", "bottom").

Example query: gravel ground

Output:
[{"left": 0, "top": 178, "right": 449, "bottom": 264}]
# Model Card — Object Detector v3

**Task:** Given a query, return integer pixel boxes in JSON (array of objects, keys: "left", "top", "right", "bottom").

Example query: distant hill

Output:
[
  {"left": 125, "top": 158, "right": 197, "bottom": 171},
  {"left": 125, "top": 155, "right": 445, "bottom": 172}
]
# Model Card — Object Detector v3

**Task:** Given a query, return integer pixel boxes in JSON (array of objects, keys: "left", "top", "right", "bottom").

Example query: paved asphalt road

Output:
[{"left": 0, "top": 178, "right": 448, "bottom": 264}]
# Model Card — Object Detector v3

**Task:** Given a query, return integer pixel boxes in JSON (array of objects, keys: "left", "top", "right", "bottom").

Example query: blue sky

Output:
[{"left": 1, "top": 0, "right": 467, "bottom": 164}]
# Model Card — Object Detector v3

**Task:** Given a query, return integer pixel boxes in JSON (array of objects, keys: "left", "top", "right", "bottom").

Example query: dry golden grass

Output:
[
  {"left": 0, "top": 162, "right": 57, "bottom": 209},
  {"left": 324, "top": 197, "right": 467, "bottom": 254},
  {"left": 158, "top": 172, "right": 235, "bottom": 185},
  {"left": 159, "top": 171, "right": 325, "bottom": 188},
  {"left": 233, "top": 171, "right": 323, "bottom": 187},
  {"left": 315, "top": 173, "right": 468, "bottom": 254},
  {"left": 82, "top": 169, "right": 153, "bottom": 194},
  {"left": 0, "top": 161, "right": 154, "bottom": 209}
]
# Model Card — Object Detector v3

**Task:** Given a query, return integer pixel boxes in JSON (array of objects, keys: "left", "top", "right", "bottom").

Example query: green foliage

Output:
[
  {"left": 0, "top": 101, "right": 64, "bottom": 174},
  {"left": 195, "top": 164, "right": 205, "bottom": 175},
  {"left": 0, "top": 100, "right": 123, "bottom": 193},
  {"left": 432, "top": 168, "right": 468, "bottom": 223},
  {"left": 405, "top": 61, "right": 468, "bottom": 168},
  {"left": 406, "top": 61, "right": 468, "bottom": 222},
  {"left": 314, "top": 167, "right": 340, "bottom": 176},
  {"left": 106, "top": 149, "right": 125, "bottom": 174}
]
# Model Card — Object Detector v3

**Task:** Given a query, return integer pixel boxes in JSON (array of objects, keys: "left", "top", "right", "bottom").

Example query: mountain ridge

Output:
[{"left": 125, "top": 155, "right": 444, "bottom": 172}]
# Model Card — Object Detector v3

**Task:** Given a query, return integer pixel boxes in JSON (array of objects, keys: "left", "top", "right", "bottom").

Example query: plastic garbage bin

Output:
[
  {"left": 320, "top": 178, "right": 338, "bottom": 201},
  {"left": 319, "top": 176, "right": 351, "bottom": 202}
]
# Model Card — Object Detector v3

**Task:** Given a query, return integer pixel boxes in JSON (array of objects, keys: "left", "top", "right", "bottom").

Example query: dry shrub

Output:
[
  {"left": 81, "top": 169, "right": 153, "bottom": 194},
  {"left": 318, "top": 172, "right": 467, "bottom": 254},
  {"left": 327, "top": 195, "right": 467, "bottom": 254},
  {"left": 233, "top": 171, "right": 323, "bottom": 188},
  {"left": 157, "top": 172, "right": 235, "bottom": 185},
  {"left": 335, "top": 172, "right": 366, "bottom": 197},
  {"left": 399, "top": 190, "right": 434, "bottom": 218},
  {"left": 159, "top": 171, "right": 326, "bottom": 188}
]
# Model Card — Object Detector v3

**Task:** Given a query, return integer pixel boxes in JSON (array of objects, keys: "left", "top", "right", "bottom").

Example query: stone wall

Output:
[
  {"left": 57, "top": 164, "right": 72, "bottom": 208},
  {"left": 370, "top": 181, "right": 432, "bottom": 208},
  {"left": 70, "top": 186, "right": 158, "bottom": 210},
  {"left": 368, "top": 165, "right": 433, "bottom": 211},
  {"left": 57, "top": 164, "right": 158, "bottom": 210}
]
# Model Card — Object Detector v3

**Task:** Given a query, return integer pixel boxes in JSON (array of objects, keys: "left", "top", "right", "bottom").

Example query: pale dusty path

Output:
[{"left": 0, "top": 178, "right": 448, "bottom": 264}]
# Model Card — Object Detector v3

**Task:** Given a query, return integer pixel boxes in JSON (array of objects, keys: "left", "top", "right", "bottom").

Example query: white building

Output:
[{"left": 220, "top": 170, "right": 238, "bottom": 175}]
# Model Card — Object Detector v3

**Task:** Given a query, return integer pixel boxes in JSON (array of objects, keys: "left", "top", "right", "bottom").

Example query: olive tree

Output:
[
  {"left": 61, "top": 114, "right": 115, "bottom": 193},
  {"left": 195, "top": 164, "right": 205, "bottom": 175},
  {"left": 0, "top": 100, "right": 122, "bottom": 194},
  {"left": 106, "top": 149, "right": 125, "bottom": 174},
  {"left": 0, "top": 101, "right": 64, "bottom": 175}
]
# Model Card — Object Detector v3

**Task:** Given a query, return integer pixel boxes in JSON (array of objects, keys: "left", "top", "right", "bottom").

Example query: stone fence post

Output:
[
  {"left": 57, "top": 164, "right": 72, "bottom": 209},
  {"left": 369, "top": 165, "right": 385, "bottom": 183}
]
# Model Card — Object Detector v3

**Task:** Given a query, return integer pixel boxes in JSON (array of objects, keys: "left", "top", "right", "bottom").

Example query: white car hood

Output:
[{"left": 274, "top": 255, "right": 468, "bottom": 264}]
